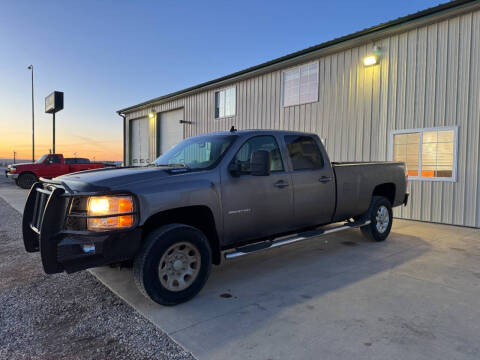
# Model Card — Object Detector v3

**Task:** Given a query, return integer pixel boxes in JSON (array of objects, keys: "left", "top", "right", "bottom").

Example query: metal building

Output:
[{"left": 118, "top": 0, "right": 480, "bottom": 228}]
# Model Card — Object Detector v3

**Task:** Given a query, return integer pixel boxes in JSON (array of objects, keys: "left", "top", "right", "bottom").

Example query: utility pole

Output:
[
  {"left": 53, "top": 112, "right": 55, "bottom": 153},
  {"left": 27, "top": 65, "right": 35, "bottom": 162},
  {"left": 13, "top": 151, "right": 16, "bottom": 164}
]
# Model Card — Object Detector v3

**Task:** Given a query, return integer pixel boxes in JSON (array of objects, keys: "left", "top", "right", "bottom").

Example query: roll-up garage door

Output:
[
  {"left": 130, "top": 118, "right": 150, "bottom": 166},
  {"left": 158, "top": 108, "right": 184, "bottom": 155}
]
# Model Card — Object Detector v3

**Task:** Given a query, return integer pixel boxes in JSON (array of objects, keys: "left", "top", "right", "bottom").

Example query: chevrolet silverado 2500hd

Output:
[{"left": 22, "top": 130, "right": 408, "bottom": 305}]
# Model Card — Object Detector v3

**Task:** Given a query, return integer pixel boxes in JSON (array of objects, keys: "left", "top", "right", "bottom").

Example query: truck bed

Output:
[{"left": 331, "top": 161, "right": 406, "bottom": 222}]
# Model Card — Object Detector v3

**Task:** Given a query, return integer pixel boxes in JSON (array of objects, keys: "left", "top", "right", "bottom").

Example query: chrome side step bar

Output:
[{"left": 224, "top": 219, "right": 370, "bottom": 260}]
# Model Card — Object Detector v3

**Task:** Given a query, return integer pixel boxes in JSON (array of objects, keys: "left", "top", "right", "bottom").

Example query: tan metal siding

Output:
[{"left": 125, "top": 9, "right": 480, "bottom": 228}]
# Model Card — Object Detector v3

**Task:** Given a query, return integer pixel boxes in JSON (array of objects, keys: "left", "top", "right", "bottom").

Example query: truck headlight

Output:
[{"left": 86, "top": 195, "right": 135, "bottom": 231}]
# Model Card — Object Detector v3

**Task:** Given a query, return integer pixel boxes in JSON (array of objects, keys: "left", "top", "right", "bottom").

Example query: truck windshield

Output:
[
  {"left": 35, "top": 154, "right": 48, "bottom": 164},
  {"left": 154, "top": 134, "right": 237, "bottom": 170}
]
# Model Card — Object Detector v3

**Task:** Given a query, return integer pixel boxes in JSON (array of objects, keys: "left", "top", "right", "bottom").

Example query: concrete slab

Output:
[
  {"left": 0, "top": 175, "right": 28, "bottom": 213},
  {"left": 85, "top": 220, "right": 480, "bottom": 360},
  {"left": 1, "top": 177, "right": 480, "bottom": 359}
]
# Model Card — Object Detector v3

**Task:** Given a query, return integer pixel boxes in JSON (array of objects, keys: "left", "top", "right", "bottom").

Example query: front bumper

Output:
[
  {"left": 22, "top": 181, "right": 142, "bottom": 274},
  {"left": 6, "top": 172, "right": 18, "bottom": 180}
]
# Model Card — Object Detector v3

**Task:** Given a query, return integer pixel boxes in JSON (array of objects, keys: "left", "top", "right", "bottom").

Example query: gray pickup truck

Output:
[{"left": 22, "top": 129, "right": 408, "bottom": 305}]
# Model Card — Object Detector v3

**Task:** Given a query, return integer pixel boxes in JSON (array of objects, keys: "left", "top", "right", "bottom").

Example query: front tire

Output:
[
  {"left": 17, "top": 173, "right": 37, "bottom": 189},
  {"left": 133, "top": 224, "right": 212, "bottom": 306},
  {"left": 360, "top": 196, "right": 393, "bottom": 242}
]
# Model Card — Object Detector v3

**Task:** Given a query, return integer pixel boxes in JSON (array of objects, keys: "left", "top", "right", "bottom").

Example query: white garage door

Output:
[
  {"left": 130, "top": 118, "right": 150, "bottom": 166},
  {"left": 158, "top": 109, "right": 184, "bottom": 155}
]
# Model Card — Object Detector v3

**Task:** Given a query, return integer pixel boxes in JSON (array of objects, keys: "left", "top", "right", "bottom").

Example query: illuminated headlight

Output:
[{"left": 86, "top": 195, "right": 135, "bottom": 231}]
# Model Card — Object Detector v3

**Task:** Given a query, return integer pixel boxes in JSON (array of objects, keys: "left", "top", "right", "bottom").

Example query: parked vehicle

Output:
[
  {"left": 22, "top": 130, "right": 408, "bottom": 305},
  {"left": 6, "top": 154, "right": 105, "bottom": 189}
]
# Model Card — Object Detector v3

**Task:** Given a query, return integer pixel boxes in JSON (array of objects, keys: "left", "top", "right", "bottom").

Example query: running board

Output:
[{"left": 224, "top": 219, "right": 370, "bottom": 260}]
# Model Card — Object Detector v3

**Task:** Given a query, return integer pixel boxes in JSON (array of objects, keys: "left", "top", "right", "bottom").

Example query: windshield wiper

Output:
[{"left": 156, "top": 163, "right": 189, "bottom": 169}]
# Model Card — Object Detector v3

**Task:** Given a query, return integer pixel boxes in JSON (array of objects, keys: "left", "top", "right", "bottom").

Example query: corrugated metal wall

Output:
[{"left": 125, "top": 9, "right": 480, "bottom": 228}]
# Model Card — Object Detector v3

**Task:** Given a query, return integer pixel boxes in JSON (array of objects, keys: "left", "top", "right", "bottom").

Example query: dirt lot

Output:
[{"left": 0, "top": 197, "right": 194, "bottom": 360}]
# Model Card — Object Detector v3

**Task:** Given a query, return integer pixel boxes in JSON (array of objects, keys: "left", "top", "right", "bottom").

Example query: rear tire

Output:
[
  {"left": 360, "top": 196, "right": 393, "bottom": 242},
  {"left": 133, "top": 224, "right": 212, "bottom": 306},
  {"left": 17, "top": 173, "right": 37, "bottom": 189}
]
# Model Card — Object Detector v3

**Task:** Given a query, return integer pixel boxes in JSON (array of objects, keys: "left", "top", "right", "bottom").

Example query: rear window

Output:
[{"left": 284, "top": 135, "right": 324, "bottom": 171}]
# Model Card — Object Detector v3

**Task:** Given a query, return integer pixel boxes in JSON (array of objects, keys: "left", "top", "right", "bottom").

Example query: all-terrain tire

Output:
[
  {"left": 360, "top": 196, "right": 393, "bottom": 242},
  {"left": 17, "top": 173, "right": 37, "bottom": 189},
  {"left": 133, "top": 224, "right": 212, "bottom": 306}
]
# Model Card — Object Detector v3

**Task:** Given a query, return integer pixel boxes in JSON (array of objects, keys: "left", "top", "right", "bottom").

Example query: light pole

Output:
[{"left": 27, "top": 65, "right": 35, "bottom": 162}]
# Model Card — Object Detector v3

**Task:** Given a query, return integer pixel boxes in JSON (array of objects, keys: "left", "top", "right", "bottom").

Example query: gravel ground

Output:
[{"left": 0, "top": 197, "right": 195, "bottom": 360}]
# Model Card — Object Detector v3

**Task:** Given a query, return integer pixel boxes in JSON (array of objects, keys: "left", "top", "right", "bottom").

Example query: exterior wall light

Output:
[
  {"left": 363, "top": 55, "right": 378, "bottom": 66},
  {"left": 148, "top": 111, "right": 155, "bottom": 119},
  {"left": 363, "top": 46, "right": 381, "bottom": 67}
]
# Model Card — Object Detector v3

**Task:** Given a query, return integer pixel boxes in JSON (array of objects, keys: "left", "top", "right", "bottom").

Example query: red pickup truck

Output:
[{"left": 6, "top": 154, "right": 105, "bottom": 189}]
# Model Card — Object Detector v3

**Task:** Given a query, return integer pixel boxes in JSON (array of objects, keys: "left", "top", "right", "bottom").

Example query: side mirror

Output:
[
  {"left": 228, "top": 162, "right": 241, "bottom": 177},
  {"left": 250, "top": 150, "right": 271, "bottom": 176}
]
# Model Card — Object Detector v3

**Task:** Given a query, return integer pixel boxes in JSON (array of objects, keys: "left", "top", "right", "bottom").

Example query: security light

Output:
[
  {"left": 363, "top": 55, "right": 379, "bottom": 66},
  {"left": 363, "top": 46, "right": 381, "bottom": 67}
]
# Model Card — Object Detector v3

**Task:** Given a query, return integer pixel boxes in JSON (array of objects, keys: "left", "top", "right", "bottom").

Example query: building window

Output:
[
  {"left": 215, "top": 87, "right": 236, "bottom": 118},
  {"left": 391, "top": 127, "right": 457, "bottom": 181},
  {"left": 282, "top": 61, "right": 319, "bottom": 107}
]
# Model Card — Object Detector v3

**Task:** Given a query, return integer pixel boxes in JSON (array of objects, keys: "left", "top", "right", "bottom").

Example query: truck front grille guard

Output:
[
  {"left": 22, "top": 183, "right": 68, "bottom": 273},
  {"left": 22, "top": 179, "right": 138, "bottom": 274}
]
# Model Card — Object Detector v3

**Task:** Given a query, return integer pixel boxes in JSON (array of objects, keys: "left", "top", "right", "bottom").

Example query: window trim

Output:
[
  {"left": 214, "top": 86, "right": 236, "bottom": 119},
  {"left": 389, "top": 126, "right": 458, "bottom": 182},
  {"left": 281, "top": 61, "right": 319, "bottom": 108},
  {"left": 231, "top": 135, "right": 285, "bottom": 175}
]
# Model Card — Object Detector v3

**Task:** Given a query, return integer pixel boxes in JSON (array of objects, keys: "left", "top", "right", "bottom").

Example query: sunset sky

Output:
[{"left": 0, "top": 0, "right": 442, "bottom": 162}]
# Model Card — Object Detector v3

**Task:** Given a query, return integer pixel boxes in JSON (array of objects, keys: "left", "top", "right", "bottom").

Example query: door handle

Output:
[
  {"left": 274, "top": 180, "right": 289, "bottom": 188},
  {"left": 319, "top": 176, "right": 332, "bottom": 183}
]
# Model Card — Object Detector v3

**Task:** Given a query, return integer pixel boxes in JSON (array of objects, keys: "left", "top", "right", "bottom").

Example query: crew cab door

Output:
[
  {"left": 43, "top": 155, "right": 63, "bottom": 178},
  {"left": 284, "top": 135, "right": 335, "bottom": 227},
  {"left": 221, "top": 135, "right": 294, "bottom": 246}
]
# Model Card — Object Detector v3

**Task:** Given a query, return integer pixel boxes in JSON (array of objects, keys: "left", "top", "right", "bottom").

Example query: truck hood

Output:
[
  {"left": 55, "top": 166, "right": 177, "bottom": 192},
  {"left": 10, "top": 162, "right": 42, "bottom": 171},
  {"left": 11, "top": 162, "right": 37, "bottom": 168}
]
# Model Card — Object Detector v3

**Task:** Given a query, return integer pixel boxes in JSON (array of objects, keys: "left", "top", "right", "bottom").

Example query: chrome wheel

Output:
[
  {"left": 376, "top": 205, "right": 390, "bottom": 233},
  {"left": 158, "top": 242, "right": 201, "bottom": 292}
]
